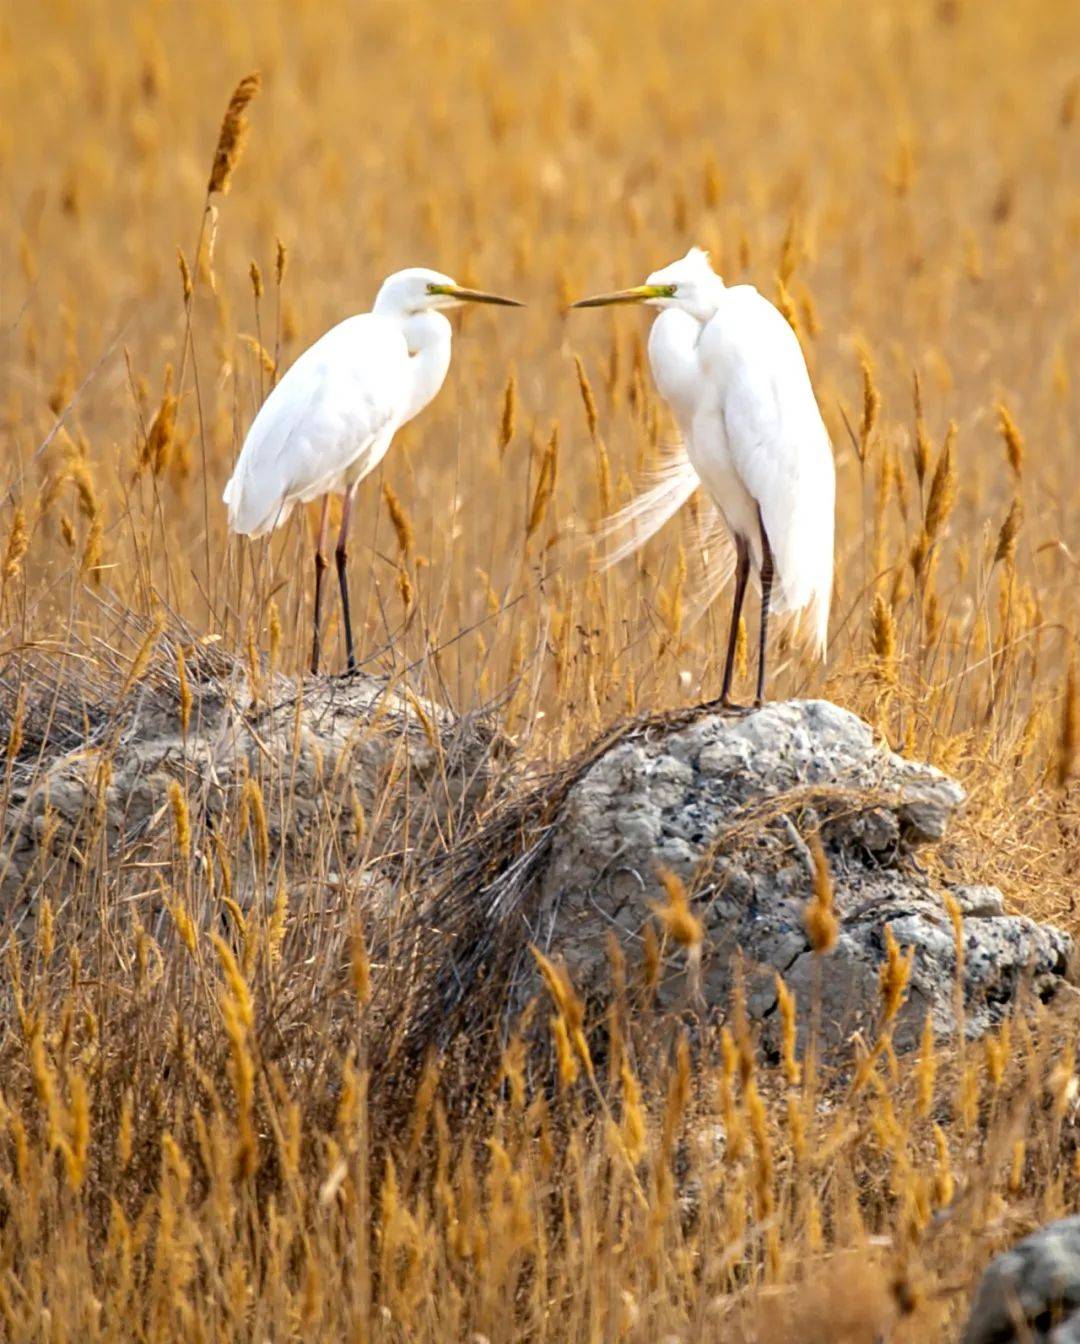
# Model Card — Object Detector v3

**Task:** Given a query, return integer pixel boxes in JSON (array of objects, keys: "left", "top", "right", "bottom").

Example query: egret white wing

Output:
[
  {"left": 224, "top": 314, "right": 411, "bottom": 537},
  {"left": 705, "top": 291, "right": 835, "bottom": 652}
]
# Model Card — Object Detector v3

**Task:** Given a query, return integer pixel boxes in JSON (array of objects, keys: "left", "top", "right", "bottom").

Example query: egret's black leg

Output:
[
  {"left": 718, "top": 535, "right": 750, "bottom": 707},
  {"left": 311, "top": 495, "right": 331, "bottom": 675},
  {"left": 755, "top": 507, "right": 775, "bottom": 707},
  {"left": 335, "top": 483, "right": 358, "bottom": 674}
]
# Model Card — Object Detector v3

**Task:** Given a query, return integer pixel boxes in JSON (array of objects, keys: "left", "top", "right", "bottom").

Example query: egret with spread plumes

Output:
[
  {"left": 572, "top": 248, "right": 835, "bottom": 706},
  {"left": 224, "top": 268, "right": 523, "bottom": 673}
]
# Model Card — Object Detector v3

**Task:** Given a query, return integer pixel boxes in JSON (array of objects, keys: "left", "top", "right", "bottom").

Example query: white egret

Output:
[
  {"left": 224, "top": 268, "right": 523, "bottom": 673},
  {"left": 572, "top": 248, "right": 835, "bottom": 706}
]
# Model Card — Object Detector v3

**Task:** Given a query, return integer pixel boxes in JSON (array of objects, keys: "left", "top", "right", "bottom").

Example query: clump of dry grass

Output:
[{"left": 1, "top": 0, "right": 1078, "bottom": 1337}]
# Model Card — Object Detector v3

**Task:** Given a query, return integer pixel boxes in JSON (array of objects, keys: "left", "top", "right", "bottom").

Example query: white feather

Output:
[
  {"left": 593, "top": 445, "right": 702, "bottom": 570},
  {"left": 589, "top": 446, "right": 737, "bottom": 636},
  {"left": 222, "top": 315, "right": 412, "bottom": 537},
  {"left": 681, "top": 496, "right": 737, "bottom": 628}
]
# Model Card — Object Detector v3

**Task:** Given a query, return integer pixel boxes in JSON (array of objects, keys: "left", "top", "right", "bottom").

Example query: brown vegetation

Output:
[{"left": 0, "top": 0, "right": 1078, "bottom": 1337}]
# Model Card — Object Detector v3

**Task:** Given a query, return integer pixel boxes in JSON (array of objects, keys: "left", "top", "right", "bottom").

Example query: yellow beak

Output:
[
  {"left": 570, "top": 283, "right": 675, "bottom": 308},
  {"left": 430, "top": 284, "right": 525, "bottom": 307}
]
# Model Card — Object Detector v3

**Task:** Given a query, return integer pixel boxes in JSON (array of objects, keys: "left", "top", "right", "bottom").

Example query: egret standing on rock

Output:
[
  {"left": 224, "top": 268, "right": 523, "bottom": 674},
  {"left": 571, "top": 248, "right": 834, "bottom": 706}
]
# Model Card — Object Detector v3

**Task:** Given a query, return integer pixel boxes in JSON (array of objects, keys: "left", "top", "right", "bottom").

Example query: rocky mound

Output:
[
  {"left": 4, "top": 634, "right": 1071, "bottom": 1059},
  {"left": 2, "top": 654, "right": 502, "bottom": 920},
  {"left": 415, "top": 700, "right": 1072, "bottom": 1055}
]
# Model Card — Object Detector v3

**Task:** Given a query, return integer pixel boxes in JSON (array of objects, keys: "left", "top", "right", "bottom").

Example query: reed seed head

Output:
[
  {"left": 650, "top": 867, "right": 703, "bottom": 948},
  {"left": 804, "top": 835, "right": 838, "bottom": 953},
  {"left": 996, "top": 400, "right": 1025, "bottom": 477},
  {"left": 207, "top": 72, "right": 261, "bottom": 195},
  {"left": 383, "top": 481, "right": 414, "bottom": 558},
  {"left": 1058, "top": 658, "right": 1078, "bottom": 789}
]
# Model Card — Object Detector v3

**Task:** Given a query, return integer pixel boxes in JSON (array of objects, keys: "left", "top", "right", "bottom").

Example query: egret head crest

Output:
[{"left": 645, "top": 248, "right": 720, "bottom": 291}]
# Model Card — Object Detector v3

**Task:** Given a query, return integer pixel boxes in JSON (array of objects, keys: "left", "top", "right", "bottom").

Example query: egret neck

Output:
[
  {"left": 647, "top": 307, "right": 706, "bottom": 423},
  {"left": 399, "top": 311, "right": 453, "bottom": 423}
]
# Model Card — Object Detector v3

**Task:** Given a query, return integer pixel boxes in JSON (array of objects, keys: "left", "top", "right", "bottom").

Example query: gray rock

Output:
[
  {"left": 3, "top": 670, "right": 501, "bottom": 921},
  {"left": 528, "top": 700, "right": 1071, "bottom": 1050},
  {"left": 964, "top": 1216, "right": 1080, "bottom": 1343}
]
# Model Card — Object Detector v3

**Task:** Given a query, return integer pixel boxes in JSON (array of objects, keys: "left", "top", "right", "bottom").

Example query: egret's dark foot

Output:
[
  {"left": 703, "top": 695, "right": 749, "bottom": 714},
  {"left": 753, "top": 696, "right": 765, "bottom": 709}
]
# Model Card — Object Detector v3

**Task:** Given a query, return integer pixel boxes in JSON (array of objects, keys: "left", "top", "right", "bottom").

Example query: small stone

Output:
[
  {"left": 964, "top": 1216, "right": 1080, "bottom": 1343},
  {"left": 952, "top": 885, "right": 1007, "bottom": 918}
]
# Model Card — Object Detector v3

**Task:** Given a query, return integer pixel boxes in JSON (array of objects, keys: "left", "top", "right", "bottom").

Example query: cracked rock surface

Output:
[{"left": 531, "top": 700, "right": 1071, "bottom": 1050}]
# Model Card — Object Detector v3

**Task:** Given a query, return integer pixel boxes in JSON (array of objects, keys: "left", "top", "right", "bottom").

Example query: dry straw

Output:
[
  {"left": 143, "top": 367, "right": 177, "bottom": 476},
  {"left": 651, "top": 867, "right": 703, "bottom": 948},
  {"left": 924, "top": 421, "right": 958, "bottom": 542},
  {"left": 871, "top": 592, "right": 897, "bottom": 684},
  {"left": 775, "top": 275, "right": 800, "bottom": 338},
  {"left": 177, "top": 247, "right": 193, "bottom": 302},
  {"left": 120, "top": 612, "right": 165, "bottom": 697},
  {"left": 526, "top": 426, "right": 559, "bottom": 539},
  {"left": 168, "top": 779, "right": 191, "bottom": 857},
  {"left": 912, "top": 372, "right": 931, "bottom": 485},
  {"left": 5, "top": 685, "right": 25, "bottom": 762},
  {"left": 573, "top": 355, "right": 598, "bottom": 440},
  {"left": 176, "top": 646, "right": 192, "bottom": 733},
  {"left": 994, "top": 498, "right": 1022, "bottom": 567},
  {"left": 574, "top": 355, "right": 612, "bottom": 512}
]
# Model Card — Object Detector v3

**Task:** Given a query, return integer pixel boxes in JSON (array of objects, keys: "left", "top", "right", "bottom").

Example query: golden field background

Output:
[{"left": 0, "top": 0, "right": 1079, "bottom": 1338}]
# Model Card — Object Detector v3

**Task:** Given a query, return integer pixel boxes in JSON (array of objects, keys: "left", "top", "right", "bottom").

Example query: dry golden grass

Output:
[{"left": 1, "top": 0, "right": 1079, "bottom": 1337}]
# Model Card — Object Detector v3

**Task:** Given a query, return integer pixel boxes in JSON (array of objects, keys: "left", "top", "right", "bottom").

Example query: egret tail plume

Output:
[
  {"left": 805, "top": 577, "right": 831, "bottom": 659},
  {"left": 593, "top": 446, "right": 701, "bottom": 569},
  {"left": 682, "top": 497, "right": 737, "bottom": 627}
]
